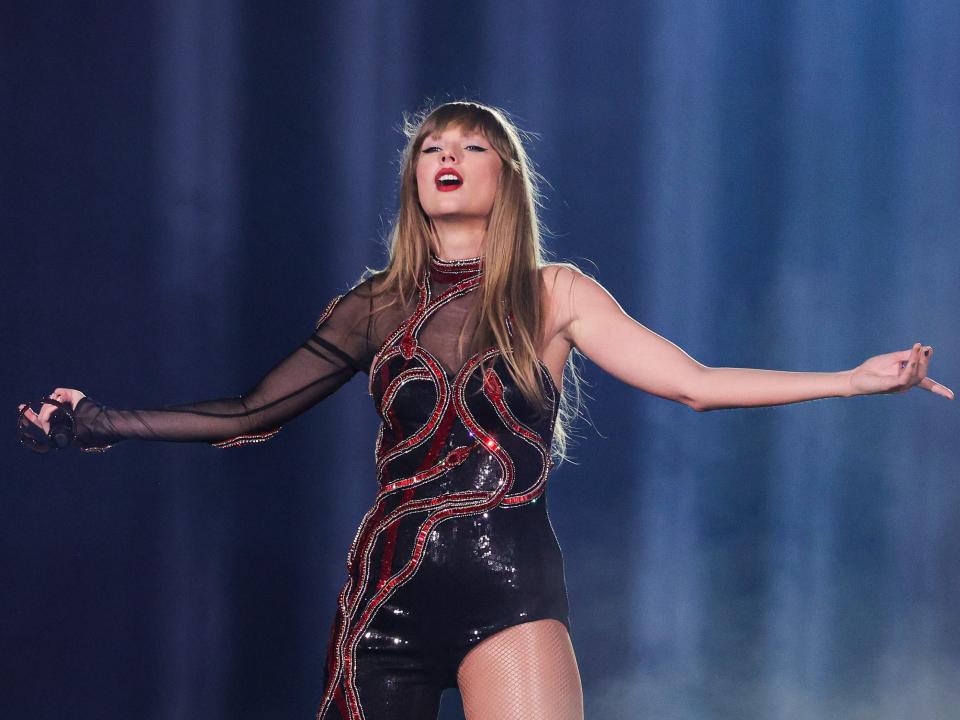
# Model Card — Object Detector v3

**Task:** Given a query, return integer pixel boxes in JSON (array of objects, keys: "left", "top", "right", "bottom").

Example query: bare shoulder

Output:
[
  {"left": 538, "top": 262, "right": 584, "bottom": 303},
  {"left": 538, "top": 262, "right": 609, "bottom": 296},
  {"left": 538, "top": 262, "right": 590, "bottom": 345},
  {"left": 538, "top": 263, "right": 615, "bottom": 339},
  {"left": 538, "top": 263, "right": 574, "bottom": 315}
]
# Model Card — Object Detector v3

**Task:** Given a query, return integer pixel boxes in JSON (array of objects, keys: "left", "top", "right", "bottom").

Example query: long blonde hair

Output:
[{"left": 365, "top": 100, "right": 584, "bottom": 465}]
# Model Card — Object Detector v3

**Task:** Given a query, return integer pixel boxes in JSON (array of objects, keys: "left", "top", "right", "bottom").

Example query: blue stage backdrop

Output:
[{"left": 4, "top": 2, "right": 958, "bottom": 719}]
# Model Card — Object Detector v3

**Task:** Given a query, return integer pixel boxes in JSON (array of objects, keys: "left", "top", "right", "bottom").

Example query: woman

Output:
[{"left": 18, "top": 100, "right": 953, "bottom": 720}]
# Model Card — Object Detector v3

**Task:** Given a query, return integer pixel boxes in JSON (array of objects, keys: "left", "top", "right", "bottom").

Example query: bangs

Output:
[{"left": 409, "top": 102, "right": 508, "bottom": 148}]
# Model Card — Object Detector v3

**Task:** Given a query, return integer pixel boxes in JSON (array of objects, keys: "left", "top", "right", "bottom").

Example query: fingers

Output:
[
  {"left": 51, "top": 387, "right": 83, "bottom": 409},
  {"left": 916, "top": 345, "right": 931, "bottom": 383},
  {"left": 907, "top": 344, "right": 952, "bottom": 400},
  {"left": 18, "top": 405, "right": 47, "bottom": 433},
  {"left": 897, "top": 343, "right": 922, "bottom": 390},
  {"left": 919, "top": 376, "right": 955, "bottom": 400},
  {"left": 898, "top": 344, "right": 918, "bottom": 364},
  {"left": 37, "top": 391, "right": 63, "bottom": 427},
  {"left": 17, "top": 389, "right": 74, "bottom": 434}
]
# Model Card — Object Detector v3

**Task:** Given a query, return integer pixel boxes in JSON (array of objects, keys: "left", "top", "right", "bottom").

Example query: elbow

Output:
[
  {"left": 686, "top": 397, "right": 707, "bottom": 412},
  {"left": 682, "top": 366, "right": 711, "bottom": 412},
  {"left": 677, "top": 389, "right": 705, "bottom": 412}
]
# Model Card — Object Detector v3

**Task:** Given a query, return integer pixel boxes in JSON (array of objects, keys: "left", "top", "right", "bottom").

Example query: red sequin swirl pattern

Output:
[{"left": 316, "top": 255, "right": 566, "bottom": 720}]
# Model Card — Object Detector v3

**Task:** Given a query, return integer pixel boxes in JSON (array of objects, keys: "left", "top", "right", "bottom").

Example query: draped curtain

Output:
[{"left": 4, "top": 2, "right": 957, "bottom": 718}]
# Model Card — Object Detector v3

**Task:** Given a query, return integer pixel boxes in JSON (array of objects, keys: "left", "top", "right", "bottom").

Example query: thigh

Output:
[{"left": 457, "top": 619, "right": 583, "bottom": 720}]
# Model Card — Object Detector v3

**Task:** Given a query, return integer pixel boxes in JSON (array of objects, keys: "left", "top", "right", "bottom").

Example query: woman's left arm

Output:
[{"left": 550, "top": 267, "right": 954, "bottom": 412}]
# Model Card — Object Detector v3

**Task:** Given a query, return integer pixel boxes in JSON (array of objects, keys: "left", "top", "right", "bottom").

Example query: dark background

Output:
[{"left": 4, "top": 2, "right": 958, "bottom": 718}]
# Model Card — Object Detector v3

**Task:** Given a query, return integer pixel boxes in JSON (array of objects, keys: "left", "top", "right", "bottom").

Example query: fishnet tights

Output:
[{"left": 457, "top": 619, "right": 583, "bottom": 720}]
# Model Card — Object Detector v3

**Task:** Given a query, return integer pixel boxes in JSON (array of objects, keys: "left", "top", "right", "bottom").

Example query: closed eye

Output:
[{"left": 421, "top": 145, "right": 488, "bottom": 153}]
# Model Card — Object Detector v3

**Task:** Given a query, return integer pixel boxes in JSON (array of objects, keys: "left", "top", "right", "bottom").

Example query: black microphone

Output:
[
  {"left": 47, "top": 404, "right": 75, "bottom": 449},
  {"left": 17, "top": 397, "right": 76, "bottom": 453}
]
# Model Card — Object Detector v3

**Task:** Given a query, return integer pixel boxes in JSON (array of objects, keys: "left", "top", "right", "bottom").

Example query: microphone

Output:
[
  {"left": 17, "top": 397, "right": 76, "bottom": 453},
  {"left": 47, "top": 404, "right": 75, "bottom": 449}
]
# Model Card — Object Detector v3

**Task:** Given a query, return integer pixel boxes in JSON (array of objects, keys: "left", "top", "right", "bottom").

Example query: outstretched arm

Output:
[
  {"left": 19, "top": 277, "right": 378, "bottom": 451},
  {"left": 548, "top": 266, "right": 953, "bottom": 412}
]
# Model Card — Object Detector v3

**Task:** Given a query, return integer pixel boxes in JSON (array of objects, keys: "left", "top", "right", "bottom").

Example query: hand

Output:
[
  {"left": 18, "top": 388, "right": 86, "bottom": 435},
  {"left": 848, "top": 343, "right": 954, "bottom": 400}
]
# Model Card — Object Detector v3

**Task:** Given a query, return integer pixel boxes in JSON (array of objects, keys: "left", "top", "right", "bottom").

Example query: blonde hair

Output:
[{"left": 365, "top": 99, "right": 585, "bottom": 466}]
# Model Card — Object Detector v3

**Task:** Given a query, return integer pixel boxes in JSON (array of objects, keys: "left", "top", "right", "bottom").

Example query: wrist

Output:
[{"left": 840, "top": 368, "right": 858, "bottom": 398}]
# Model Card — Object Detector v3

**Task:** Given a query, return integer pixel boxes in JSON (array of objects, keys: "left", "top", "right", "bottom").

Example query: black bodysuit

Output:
[{"left": 71, "top": 252, "right": 570, "bottom": 720}]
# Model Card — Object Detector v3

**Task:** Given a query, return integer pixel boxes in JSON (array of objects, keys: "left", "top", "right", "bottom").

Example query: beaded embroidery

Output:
[
  {"left": 316, "top": 294, "right": 346, "bottom": 331},
  {"left": 206, "top": 293, "right": 354, "bottom": 450},
  {"left": 210, "top": 428, "right": 282, "bottom": 449},
  {"left": 316, "top": 252, "right": 559, "bottom": 720},
  {"left": 79, "top": 444, "right": 114, "bottom": 453}
]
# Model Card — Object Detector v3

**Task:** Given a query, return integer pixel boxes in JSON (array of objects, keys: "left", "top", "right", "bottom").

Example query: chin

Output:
[
  {"left": 432, "top": 198, "right": 493, "bottom": 215},
  {"left": 426, "top": 202, "right": 470, "bottom": 217}
]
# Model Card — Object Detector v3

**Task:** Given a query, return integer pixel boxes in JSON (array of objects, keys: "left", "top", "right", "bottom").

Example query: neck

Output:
[
  {"left": 428, "top": 247, "right": 484, "bottom": 284},
  {"left": 430, "top": 217, "right": 486, "bottom": 260}
]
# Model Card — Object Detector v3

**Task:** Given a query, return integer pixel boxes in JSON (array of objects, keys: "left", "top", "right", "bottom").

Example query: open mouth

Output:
[{"left": 434, "top": 167, "right": 463, "bottom": 192}]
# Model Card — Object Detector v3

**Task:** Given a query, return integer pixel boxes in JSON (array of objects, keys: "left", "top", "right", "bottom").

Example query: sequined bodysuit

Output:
[{"left": 71, "top": 252, "right": 570, "bottom": 720}]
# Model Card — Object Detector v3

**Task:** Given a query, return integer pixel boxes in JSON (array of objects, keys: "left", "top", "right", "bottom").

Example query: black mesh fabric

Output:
[
  {"left": 61, "top": 255, "right": 581, "bottom": 719},
  {"left": 70, "top": 268, "right": 490, "bottom": 451}
]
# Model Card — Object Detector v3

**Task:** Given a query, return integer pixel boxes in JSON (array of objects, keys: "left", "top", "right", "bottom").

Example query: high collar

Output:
[{"left": 428, "top": 251, "right": 484, "bottom": 284}]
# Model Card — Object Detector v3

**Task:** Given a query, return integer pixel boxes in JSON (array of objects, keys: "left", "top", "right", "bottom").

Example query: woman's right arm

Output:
[{"left": 21, "top": 277, "right": 378, "bottom": 452}]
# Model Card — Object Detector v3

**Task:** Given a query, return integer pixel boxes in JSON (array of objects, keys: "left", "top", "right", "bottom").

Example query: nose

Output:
[{"left": 441, "top": 148, "right": 458, "bottom": 163}]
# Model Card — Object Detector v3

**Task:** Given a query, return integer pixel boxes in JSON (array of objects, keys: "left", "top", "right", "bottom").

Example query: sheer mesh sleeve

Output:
[{"left": 72, "top": 276, "right": 379, "bottom": 452}]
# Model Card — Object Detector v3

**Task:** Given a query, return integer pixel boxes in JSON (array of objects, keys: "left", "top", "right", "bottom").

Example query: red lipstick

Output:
[{"left": 434, "top": 167, "right": 463, "bottom": 192}]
